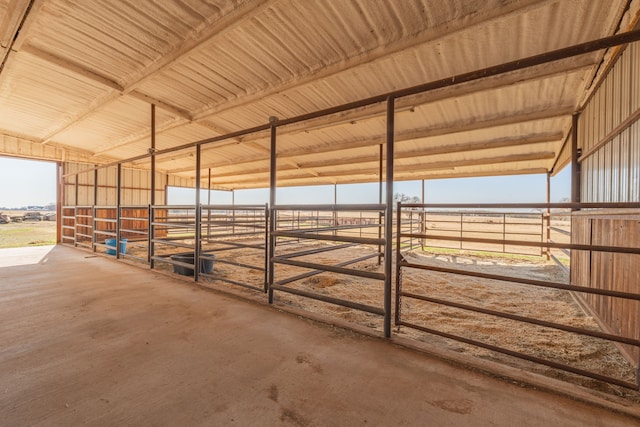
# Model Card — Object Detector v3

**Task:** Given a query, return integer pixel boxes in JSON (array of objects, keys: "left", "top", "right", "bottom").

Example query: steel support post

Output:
[
  {"left": 93, "top": 167, "right": 98, "bottom": 252},
  {"left": 384, "top": 96, "right": 395, "bottom": 338},
  {"left": 546, "top": 172, "right": 551, "bottom": 260},
  {"left": 571, "top": 112, "right": 581, "bottom": 208},
  {"left": 195, "top": 145, "right": 202, "bottom": 282},
  {"left": 149, "top": 104, "right": 156, "bottom": 266},
  {"left": 56, "top": 163, "right": 63, "bottom": 244},
  {"left": 378, "top": 143, "right": 383, "bottom": 265},
  {"left": 268, "top": 116, "right": 278, "bottom": 304},
  {"left": 116, "top": 163, "right": 121, "bottom": 259}
]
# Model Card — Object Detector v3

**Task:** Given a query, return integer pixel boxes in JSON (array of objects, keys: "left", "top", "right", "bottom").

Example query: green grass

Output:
[{"left": 0, "top": 222, "right": 57, "bottom": 249}]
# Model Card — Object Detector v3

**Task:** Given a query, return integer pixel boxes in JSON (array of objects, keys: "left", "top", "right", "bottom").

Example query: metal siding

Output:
[
  {"left": 611, "top": 136, "right": 620, "bottom": 202},
  {"left": 620, "top": 130, "right": 630, "bottom": 201},
  {"left": 579, "top": 41, "right": 640, "bottom": 203},
  {"left": 632, "top": 121, "right": 640, "bottom": 202},
  {"left": 632, "top": 42, "right": 640, "bottom": 113}
]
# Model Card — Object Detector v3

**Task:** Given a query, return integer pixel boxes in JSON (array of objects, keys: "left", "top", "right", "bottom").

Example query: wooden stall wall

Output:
[
  {"left": 571, "top": 212, "right": 640, "bottom": 365},
  {"left": 62, "top": 162, "right": 196, "bottom": 207},
  {"left": 572, "top": 41, "right": 640, "bottom": 367},
  {"left": 62, "top": 162, "right": 193, "bottom": 243}
]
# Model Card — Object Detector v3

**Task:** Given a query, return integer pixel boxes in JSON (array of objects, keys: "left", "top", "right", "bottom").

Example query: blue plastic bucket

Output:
[{"left": 105, "top": 238, "right": 127, "bottom": 255}]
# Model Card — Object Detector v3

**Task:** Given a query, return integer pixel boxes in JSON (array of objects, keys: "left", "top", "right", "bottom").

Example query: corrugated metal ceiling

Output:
[{"left": 0, "top": 0, "right": 638, "bottom": 189}]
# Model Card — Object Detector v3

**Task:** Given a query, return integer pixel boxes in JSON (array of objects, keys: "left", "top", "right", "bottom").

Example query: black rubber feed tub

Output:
[{"left": 169, "top": 253, "right": 215, "bottom": 276}]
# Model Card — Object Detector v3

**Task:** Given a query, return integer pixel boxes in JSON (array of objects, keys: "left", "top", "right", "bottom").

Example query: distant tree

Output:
[{"left": 393, "top": 193, "right": 411, "bottom": 203}]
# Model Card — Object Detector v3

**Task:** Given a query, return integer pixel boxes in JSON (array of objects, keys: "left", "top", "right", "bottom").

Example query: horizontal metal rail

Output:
[
  {"left": 271, "top": 284, "right": 384, "bottom": 316},
  {"left": 274, "top": 231, "right": 385, "bottom": 246},
  {"left": 275, "top": 204, "right": 386, "bottom": 212},
  {"left": 402, "top": 233, "right": 640, "bottom": 255},
  {"left": 402, "top": 291, "right": 640, "bottom": 347},
  {"left": 396, "top": 320, "right": 637, "bottom": 390},
  {"left": 550, "top": 226, "right": 571, "bottom": 236},
  {"left": 119, "top": 216, "right": 149, "bottom": 222},
  {"left": 277, "top": 223, "right": 383, "bottom": 234},
  {"left": 94, "top": 218, "right": 117, "bottom": 223},
  {"left": 120, "top": 253, "right": 148, "bottom": 263},
  {"left": 402, "top": 202, "right": 640, "bottom": 210},
  {"left": 119, "top": 228, "right": 148, "bottom": 236},
  {"left": 151, "top": 239, "right": 194, "bottom": 249},
  {"left": 276, "top": 253, "right": 380, "bottom": 286},
  {"left": 202, "top": 240, "right": 265, "bottom": 250},
  {"left": 276, "top": 243, "right": 357, "bottom": 260},
  {"left": 200, "top": 273, "right": 265, "bottom": 292},
  {"left": 273, "top": 257, "right": 384, "bottom": 280},
  {"left": 214, "top": 258, "right": 265, "bottom": 271},
  {"left": 398, "top": 259, "right": 640, "bottom": 300}
]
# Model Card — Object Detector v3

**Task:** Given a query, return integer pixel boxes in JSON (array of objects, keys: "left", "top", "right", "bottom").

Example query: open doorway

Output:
[{"left": 0, "top": 157, "right": 57, "bottom": 249}]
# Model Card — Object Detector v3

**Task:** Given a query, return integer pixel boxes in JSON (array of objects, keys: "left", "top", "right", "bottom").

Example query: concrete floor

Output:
[{"left": 0, "top": 245, "right": 638, "bottom": 426}]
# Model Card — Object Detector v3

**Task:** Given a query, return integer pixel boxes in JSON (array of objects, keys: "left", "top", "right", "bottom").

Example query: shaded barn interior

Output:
[{"left": 1, "top": 0, "right": 640, "bottom": 400}]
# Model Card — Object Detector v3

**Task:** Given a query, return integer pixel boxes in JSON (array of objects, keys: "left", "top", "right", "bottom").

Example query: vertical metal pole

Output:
[
  {"left": 395, "top": 201, "right": 402, "bottom": 325},
  {"left": 421, "top": 179, "right": 426, "bottom": 251},
  {"left": 264, "top": 203, "right": 269, "bottom": 292},
  {"left": 93, "top": 167, "right": 98, "bottom": 252},
  {"left": 384, "top": 96, "right": 395, "bottom": 338},
  {"left": 571, "top": 112, "right": 581, "bottom": 208},
  {"left": 116, "top": 163, "right": 121, "bottom": 259},
  {"left": 56, "top": 163, "right": 63, "bottom": 244},
  {"left": 268, "top": 116, "right": 278, "bottom": 304},
  {"left": 502, "top": 213, "right": 506, "bottom": 253},
  {"left": 460, "top": 213, "right": 463, "bottom": 250},
  {"left": 231, "top": 188, "right": 235, "bottom": 237},
  {"left": 546, "top": 172, "right": 551, "bottom": 260},
  {"left": 195, "top": 145, "right": 202, "bottom": 282},
  {"left": 378, "top": 143, "right": 383, "bottom": 265},
  {"left": 149, "top": 104, "right": 156, "bottom": 266},
  {"left": 333, "top": 184, "right": 338, "bottom": 236},
  {"left": 74, "top": 174, "right": 79, "bottom": 207},
  {"left": 207, "top": 168, "right": 212, "bottom": 240}
]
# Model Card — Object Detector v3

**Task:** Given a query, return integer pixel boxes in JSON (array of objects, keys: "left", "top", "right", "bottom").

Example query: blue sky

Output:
[
  {"left": 0, "top": 156, "right": 571, "bottom": 208},
  {"left": 0, "top": 157, "right": 57, "bottom": 208}
]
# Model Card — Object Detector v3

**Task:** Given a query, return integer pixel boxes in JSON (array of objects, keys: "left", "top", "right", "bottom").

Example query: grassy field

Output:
[{"left": 0, "top": 221, "right": 57, "bottom": 249}]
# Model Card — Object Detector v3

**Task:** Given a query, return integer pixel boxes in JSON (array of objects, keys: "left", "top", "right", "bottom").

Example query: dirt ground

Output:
[
  {"left": 98, "top": 212, "right": 636, "bottom": 400},
  {"left": 154, "top": 239, "right": 639, "bottom": 401}
]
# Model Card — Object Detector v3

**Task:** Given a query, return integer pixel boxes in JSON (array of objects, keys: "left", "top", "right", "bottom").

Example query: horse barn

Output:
[{"left": 1, "top": 0, "right": 640, "bottom": 424}]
